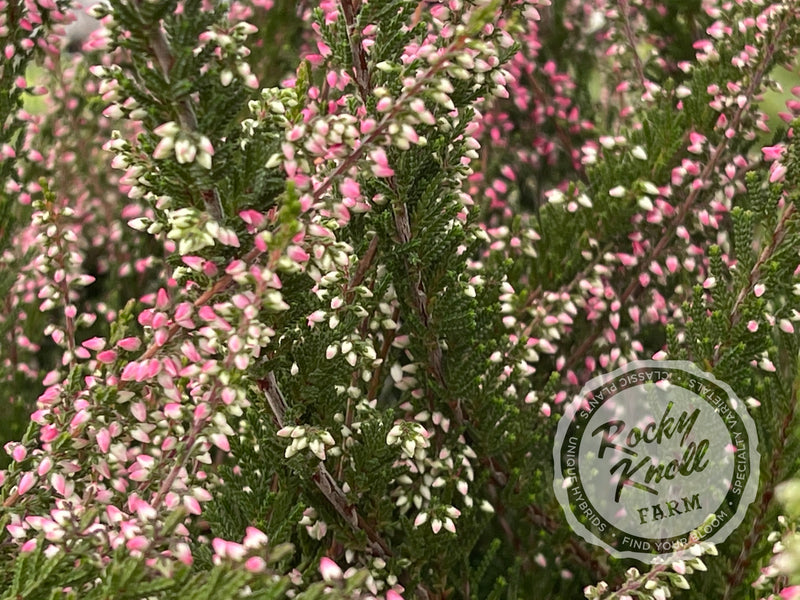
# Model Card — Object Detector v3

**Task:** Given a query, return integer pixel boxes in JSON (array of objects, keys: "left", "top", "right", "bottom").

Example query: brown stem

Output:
[
  {"left": 339, "top": 0, "right": 371, "bottom": 104},
  {"left": 259, "top": 373, "right": 391, "bottom": 558},
  {"left": 344, "top": 233, "right": 379, "bottom": 302},
  {"left": 618, "top": 0, "right": 647, "bottom": 91}
]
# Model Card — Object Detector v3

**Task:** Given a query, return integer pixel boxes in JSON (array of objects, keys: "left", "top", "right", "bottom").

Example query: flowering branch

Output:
[
  {"left": 143, "top": 11, "right": 225, "bottom": 221},
  {"left": 260, "top": 373, "right": 392, "bottom": 559}
]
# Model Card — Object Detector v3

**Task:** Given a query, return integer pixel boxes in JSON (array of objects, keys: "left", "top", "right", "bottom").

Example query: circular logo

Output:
[{"left": 553, "top": 360, "right": 760, "bottom": 563}]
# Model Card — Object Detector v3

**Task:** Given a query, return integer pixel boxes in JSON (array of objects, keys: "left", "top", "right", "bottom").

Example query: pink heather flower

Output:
[
  {"left": 17, "top": 472, "right": 36, "bottom": 496},
  {"left": 117, "top": 337, "right": 141, "bottom": 351},
  {"left": 175, "top": 543, "right": 193, "bottom": 566},
  {"left": 386, "top": 591, "right": 404, "bottom": 600},
  {"left": 762, "top": 145, "right": 785, "bottom": 161},
  {"left": 376, "top": 97, "right": 392, "bottom": 112},
  {"left": 370, "top": 148, "right": 394, "bottom": 177},
  {"left": 183, "top": 496, "right": 202, "bottom": 515},
  {"left": 213, "top": 539, "right": 247, "bottom": 561},
  {"left": 244, "top": 526, "right": 268, "bottom": 549},
  {"left": 164, "top": 403, "right": 182, "bottom": 420},
  {"left": 770, "top": 163, "right": 787, "bottom": 183},
  {"left": 51, "top": 473, "right": 69, "bottom": 496},
  {"left": 97, "top": 350, "right": 117, "bottom": 364},
  {"left": 216, "top": 227, "right": 240, "bottom": 247},
  {"left": 96, "top": 428, "right": 111, "bottom": 454},
  {"left": 287, "top": 245, "right": 310, "bottom": 262},
  {"left": 320, "top": 557, "right": 343, "bottom": 581},
  {"left": 287, "top": 125, "right": 305, "bottom": 142},
  {"left": 688, "top": 131, "right": 706, "bottom": 154},
  {"left": 126, "top": 536, "right": 149, "bottom": 552},
  {"left": 754, "top": 284, "right": 766, "bottom": 297},
  {"left": 81, "top": 337, "right": 105, "bottom": 351},
  {"left": 360, "top": 118, "right": 377, "bottom": 134},
  {"left": 40, "top": 425, "right": 58, "bottom": 443},
  {"left": 210, "top": 433, "right": 230, "bottom": 452},
  {"left": 245, "top": 556, "right": 267, "bottom": 573},
  {"left": 221, "top": 387, "right": 237, "bottom": 405},
  {"left": 174, "top": 302, "right": 193, "bottom": 323},
  {"left": 307, "top": 310, "right": 325, "bottom": 327},
  {"left": 781, "top": 586, "right": 800, "bottom": 600},
  {"left": 340, "top": 177, "right": 361, "bottom": 199},
  {"left": 194, "top": 403, "right": 211, "bottom": 421},
  {"left": 11, "top": 445, "right": 26, "bottom": 462},
  {"left": 37, "top": 457, "right": 52, "bottom": 476},
  {"left": 239, "top": 209, "right": 265, "bottom": 229}
]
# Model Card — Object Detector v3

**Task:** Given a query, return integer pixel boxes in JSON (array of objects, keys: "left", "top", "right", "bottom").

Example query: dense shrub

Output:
[{"left": 3, "top": 1, "right": 800, "bottom": 598}]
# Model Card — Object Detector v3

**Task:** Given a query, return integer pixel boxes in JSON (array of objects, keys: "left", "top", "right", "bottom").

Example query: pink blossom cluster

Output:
[
  {"left": 0, "top": 0, "right": 548, "bottom": 596},
  {"left": 471, "top": 0, "right": 800, "bottom": 411}
]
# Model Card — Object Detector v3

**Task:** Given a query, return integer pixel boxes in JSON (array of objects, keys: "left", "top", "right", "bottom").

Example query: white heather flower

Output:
[
  {"left": 637, "top": 196, "right": 654, "bottom": 211},
  {"left": 431, "top": 518, "right": 442, "bottom": 534},
  {"left": 642, "top": 181, "right": 660, "bottom": 195},
  {"left": 631, "top": 146, "right": 647, "bottom": 160},
  {"left": 386, "top": 425, "right": 403, "bottom": 445},
  {"left": 608, "top": 185, "right": 626, "bottom": 198},
  {"left": 197, "top": 150, "right": 212, "bottom": 170},
  {"left": 599, "top": 135, "right": 615, "bottom": 149},
  {"left": 276, "top": 426, "right": 294, "bottom": 438},
  {"left": 154, "top": 121, "right": 180, "bottom": 138},
  {"left": 546, "top": 189, "right": 565, "bottom": 204},
  {"left": 759, "top": 356, "right": 776, "bottom": 372},
  {"left": 309, "top": 438, "right": 326, "bottom": 460},
  {"left": 128, "top": 218, "right": 150, "bottom": 231},
  {"left": 174, "top": 139, "right": 197, "bottom": 164},
  {"left": 445, "top": 506, "right": 461, "bottom": 519}
]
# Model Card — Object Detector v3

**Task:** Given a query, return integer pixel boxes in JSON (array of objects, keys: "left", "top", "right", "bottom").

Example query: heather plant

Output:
[{"left": 4, "top": 0, "right": 800, "bottom": 599}]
